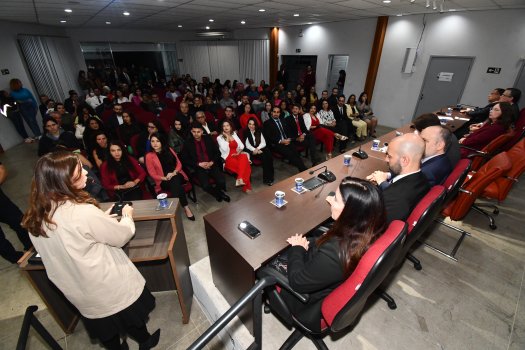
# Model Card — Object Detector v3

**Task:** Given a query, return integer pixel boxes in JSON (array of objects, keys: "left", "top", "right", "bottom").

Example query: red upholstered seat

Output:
[
  {"left": 502, "top": 108, "right": 525, "bottom": 151},
  {"left": 466, "top": 132, "right": 514, "bottom": 171}
]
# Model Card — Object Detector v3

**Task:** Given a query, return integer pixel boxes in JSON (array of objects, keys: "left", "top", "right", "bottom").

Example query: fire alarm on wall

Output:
[{"left": 296, "top": 49, "right": 301, "bottom": 53}]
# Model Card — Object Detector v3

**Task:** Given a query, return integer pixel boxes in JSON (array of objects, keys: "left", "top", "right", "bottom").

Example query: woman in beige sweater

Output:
[{"left": 22, "top": 151, "right": 160, "bottom": 350}]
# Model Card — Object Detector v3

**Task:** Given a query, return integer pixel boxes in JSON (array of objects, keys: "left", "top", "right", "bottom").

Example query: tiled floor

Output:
[{"left": 1, "top": 127, "right": 524, "bottom": 349}]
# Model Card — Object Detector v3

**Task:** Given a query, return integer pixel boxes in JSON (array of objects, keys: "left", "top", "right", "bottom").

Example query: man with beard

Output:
[{"left": 366, "top": 133, "right": 430, "bottom": 223}]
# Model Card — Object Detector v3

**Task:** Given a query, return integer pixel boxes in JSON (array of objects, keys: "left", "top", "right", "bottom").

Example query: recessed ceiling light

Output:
[
  {"left": 64, "top": 9, "right": 72, "bottom": 13},
  {"left": 105, "top": 21, "right": 111, "bottom": 24},
  {"left": 241, "top": 20, "right": 246, "bottom": 24},
  {"left": 209, "top": 19, "right": 214, "bottom": 22},
  {"left": 307, "top": 22, "right": 313, "bottom": 25},
  {"left": 123, "top": 11, "right": 130, "bottom": 16},
  {"left": 396, "top": 14, "right": 402, "bottom": 16},
  {"left": 205, "top": 26, "right": 210, "bottom": 30},
  {"left": 178, "top": 24, "right": 182, "bottom": 28},
  {"left": 293, "top": 14, "right": 299, "bottom": 17},
  {"left": 259, "top": 9, "right": 265, "bottom": 12},
  {"left": 60, "top": 20, "right": 67, "bottom": 23},
  {"left": 383, "top": 0, "right": 391, "bottom": 3},
  {"left": 410, "top": 0, "right": 416, "bottom": 2},
  {"left": 449, "top": 8, "right": 456, "bottom": 11}
]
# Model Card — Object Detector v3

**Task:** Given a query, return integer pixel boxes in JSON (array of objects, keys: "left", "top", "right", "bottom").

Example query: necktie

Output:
[
  {"left": 339, "top": 106, "right": 343, "bottom": 115},
  {"left": 275, "top": 119, "right": 286, "bottom": 140},
  {"left": 97, "top": 96, "right": 101, "bottom": 104},
  {"left": 294, "top": 116, "right": 302, "bottom": 136}
]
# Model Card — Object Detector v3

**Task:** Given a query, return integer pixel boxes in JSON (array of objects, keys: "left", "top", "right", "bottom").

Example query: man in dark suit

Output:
[
  {"left": 367, "top": 133, "right": 430, "bottom": 223},
  {"left": 176, "top": 102, "right": 193, "bottom": 128},
  {"left": 181, "top": 122, "right": 230, "bottom": 202},
  {"left": 286, "top": 104, "right": 319, "bottom": 166},
  {"left": 455, "top": 88, "right": 504, "bottom": 138},
  {"left": 195, "top": 111, "right": 218, "bottom": 136},
  {"left": 263, "top": 106, "right": 307, "bottom": 172},
  {"left": 331, "top": 95, "right": 354, "bottom": 152},
  {"left": 106, "top": 103, "right": 125, "bottom": 139},
  {"left": 420, "top": 126, "right": 453, "bottom": 186}
]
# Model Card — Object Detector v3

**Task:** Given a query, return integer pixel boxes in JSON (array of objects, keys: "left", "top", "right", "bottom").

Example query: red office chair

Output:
[
  {"left": 258, "top": 221, "right": 407, "bottom": 349},
  {"left": 476, "top": 139, "right": 525, "bottom": 215},
  {"left": 501, "top": 108, "right": 525, "bottom": 151},
  {"left": 425, "top": 152, "right": 511, "bottom": 261},
  {"left": 401, "top": 185, "right": 447, "bottom": 270},
  {"left": 462, "top": 132, "right": 514, "bottom": 171},
  {"left": 441, "top": 159, "right": 472, "bottom": 205},
  {"left": 159, "top": 108, "right": 176, "bottom": 125},
  {"left": 135, "top": 110, "right": 156, "bottom": 126}
]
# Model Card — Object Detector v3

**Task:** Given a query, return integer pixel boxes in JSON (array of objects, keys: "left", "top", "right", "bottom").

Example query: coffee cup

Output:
[
  {"left": 343, "top": 154, "right": 351, "bottom": 166},
  {"left": 275, "top": 191, "right": 285, "bottom": 206},
  {"left": 295, "top": 178, "right": 304, "bottom": 192}
]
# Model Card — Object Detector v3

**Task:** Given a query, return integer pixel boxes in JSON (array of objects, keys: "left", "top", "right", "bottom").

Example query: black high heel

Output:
[{"left": 139, "top": 329, "right": 160, "bottom": 350}]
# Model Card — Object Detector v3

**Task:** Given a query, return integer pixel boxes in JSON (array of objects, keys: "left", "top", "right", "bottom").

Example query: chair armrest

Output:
[
  {"left": 461, "top": 145, "right": 487, "bottom": 156},
  {"left": 257, "top": 266, "right": 309, "bottom": 303},
  {"left": 459, "top": 188, "right": 473, "bottom": 195}
]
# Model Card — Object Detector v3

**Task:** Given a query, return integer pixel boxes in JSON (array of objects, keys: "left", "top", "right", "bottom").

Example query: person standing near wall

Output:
[{"left": 9, "top": 78, "right": 41, "bottom": 140}]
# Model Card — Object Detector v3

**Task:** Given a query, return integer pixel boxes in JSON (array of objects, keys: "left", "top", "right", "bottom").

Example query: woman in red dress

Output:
[
  {"left": 217, "top": 120, "right": 252, "bottom": 193},
  {"left": 303, "top": 105, "right": 337, "bottom": 160}
]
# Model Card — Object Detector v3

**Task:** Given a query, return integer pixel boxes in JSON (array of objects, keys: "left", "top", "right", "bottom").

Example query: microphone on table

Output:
[
  {"left": 352, "top": 143, "right": 368, "bottom": 160},
  {"left": 309, "top": 165, "right": 336, "bottom": 183}
]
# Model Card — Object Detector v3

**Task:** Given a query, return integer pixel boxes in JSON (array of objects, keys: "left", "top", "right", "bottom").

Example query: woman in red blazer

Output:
[
  {"left": 100, "top": 141, "right": 150, "bottom": 201},
  {"left": 145, "top": 133, "right": 195, "bottom": 220},
  {"left": 459, "top": 102, "right": 513, "bottom": 158}
]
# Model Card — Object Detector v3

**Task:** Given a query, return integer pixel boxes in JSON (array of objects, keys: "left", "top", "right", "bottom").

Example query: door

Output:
[
  {"left": 413, "top": 56, "right": 474, "bottom": 118},
  {"left": 326, "top": 55, "right": 349, "bottom": 93},
  {"left": 514, "top": 61, "right": 525, "bottom": 99},
  {"left": 281, "top": 55, "right": 317, "bottom": 91}
]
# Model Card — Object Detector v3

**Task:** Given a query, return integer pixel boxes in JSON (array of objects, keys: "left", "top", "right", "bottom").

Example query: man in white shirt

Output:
[{"left": 86, "top": 88, "right": 106, "bottom": 110}]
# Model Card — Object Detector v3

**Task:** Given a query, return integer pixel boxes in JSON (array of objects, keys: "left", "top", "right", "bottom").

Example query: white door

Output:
[
  {"left": 326, "top": 55, "right": 348, "bottom": 93},
  {"left": 413, "top": 56, "right": 474, "bottom": 118}
]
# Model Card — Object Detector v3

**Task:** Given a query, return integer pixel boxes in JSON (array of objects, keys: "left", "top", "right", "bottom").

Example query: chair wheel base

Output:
[
  {"left": 387, "top": 301, "right": 397, "bottom": 310},
  {"left": 490, "top": 224, "right": 497, "bottom": 230},
  {"left": 493, "top": 208, "right": 499, "bottom": 215},
  {"left": 414, "top": 263, "right": 422, "bottom": 271}
]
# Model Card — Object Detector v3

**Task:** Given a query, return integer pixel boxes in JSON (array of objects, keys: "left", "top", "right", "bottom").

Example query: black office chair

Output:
[{"left": 258, "top": 221, "right": 407, "bottom": 349}]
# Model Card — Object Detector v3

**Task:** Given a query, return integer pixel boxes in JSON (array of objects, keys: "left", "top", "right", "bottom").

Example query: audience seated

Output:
[
  {"left": 358, "top": 92, "right": 378, "bottom": 137},
  {"left": 455, "top": 88, "right": 504, "bottom": 137},
  {"left": 136, "top": 119, "right": 165, "bottom": 164},
  {"left": 100, "top": 141, "right": 148, "bottom": 201},
  {"left": 332, "top": 95, "right": 354, "bottom": 150},
  {"left": 145, "top": 133, "right": 195, "bottom": 220},
  {"left": 181, "top": 123, "right": 230, "bottom": 202},
  {"left": 217, "top": 120, "right": 252, "bottom": 193},
  {"left": 346, "top": 94, "right": 368, "bottom": 141},
  {"left": 366, "top": 133, "right": 430, "bottom": 223},
  {"left": 303, "top": 105, "right": 336, "bottom": 160},
  {"left": 92, "top": 131, "right": 109, "bottom": 168},
  {"left": 38, "top": 116, "right": 79, "bottom": 156},
  {"left": 82, "top": 116, "right": 105, "bottom": 154},
  {"left": 55, "top": 103, "right": 75, "bottom": 132},
  {"left": 459, "top": 102, "right": 513, "bottom": 158},
  {"left": 287, "top": 104, "right": 320, "bottom": 166},
  {"left": 243, "top": 117, "right": 274, "bottom": 186},
  {"left": 219, "top": 91, "right": 236, "bottom": 110},
  {"left": 106, "top": 103, "right": 125, "bottom": 138},
  {"left": 266, "top": 177, "right": 387, "bottom": 332},
  {"left": 239, "top": 103, "right": 260, "bottom": 129},
  {"left": 85, "top": 88, "right": 106, "bottom": 110},
  {"left": 318, "top": 99, "right": 348, "bottom": 150},
  {"left": 195, "top": 111, "right": 218, "bottom": 136},
  {"left": 117, "top": 111, "right": 142, "bottom": 148},
  {"left": 263, "top": 106, "right": 307, "bottom": 172},
  {"left": 176, "top": 102, "right": 193, "bottom": 127},
  {"left": 260, "top": 101, "right": 272, "bottom": 123},
  {"left": 168, "top": 119, "right": 187, "bottom": 153},
  {"left": 499, "top": 87, "right": 521, "bottom": 122}
]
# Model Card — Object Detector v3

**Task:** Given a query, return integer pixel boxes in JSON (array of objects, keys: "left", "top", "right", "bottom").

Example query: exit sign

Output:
[{"left": 487, "top": 67, "right": 501, "bottom": 74}]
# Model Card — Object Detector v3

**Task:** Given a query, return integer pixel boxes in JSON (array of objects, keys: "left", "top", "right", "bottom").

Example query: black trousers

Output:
[
  {"left": 194, "top": 165, "right": 226, "bottom": 197},
  {"left": 247, "top": 148, "right": 274, "bottom": 183},
  {"left": 160, "top": 174, "right": 189, "bottom": 207},
  {"left": 0, "top": 188, "right": 31, "bottom": 263},
  {"left": 272, "top": 143, "right": 307, "bottom": 172},
  {"left": 294, "top": 133, "right": 319, "bottom": 165}
]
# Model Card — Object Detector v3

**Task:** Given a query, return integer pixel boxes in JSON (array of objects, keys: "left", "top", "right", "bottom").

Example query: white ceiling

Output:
[{"left": 2, "top": 0, "right": 524, "bottom": 32}]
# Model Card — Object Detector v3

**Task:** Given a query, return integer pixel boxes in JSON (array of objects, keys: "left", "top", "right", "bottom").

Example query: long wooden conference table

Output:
[{"left": 204, "top": 113, "right": 469, "bottom": 333}]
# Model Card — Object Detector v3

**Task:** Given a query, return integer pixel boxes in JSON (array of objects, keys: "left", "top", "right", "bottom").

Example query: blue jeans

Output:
[{"left": 18, "top": 102, "right": 41, "bottom": 137}]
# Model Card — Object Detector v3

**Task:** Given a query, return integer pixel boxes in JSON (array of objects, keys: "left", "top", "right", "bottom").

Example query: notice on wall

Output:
[{"left": 437, "top": 72, "right": 454, "bottom": 82}]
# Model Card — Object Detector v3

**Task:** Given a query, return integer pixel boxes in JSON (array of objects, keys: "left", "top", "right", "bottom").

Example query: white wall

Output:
[
  {"left": 374, "top": 9, "right": 525, "bottom": 128},
  {"left": 0, "top": 22, "right": 68, "bottom": 149},
  {"left": 278, "top": 19, "right": 376, "bottom": 96}
]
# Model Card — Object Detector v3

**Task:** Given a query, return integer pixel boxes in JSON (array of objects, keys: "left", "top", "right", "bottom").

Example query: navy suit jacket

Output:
[{"left": 421, "top": 154, "right": 452, "bottom": 186}]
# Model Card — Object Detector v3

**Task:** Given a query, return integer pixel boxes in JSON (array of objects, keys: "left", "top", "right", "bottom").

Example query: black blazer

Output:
[
  {"left": 382, "top": 171, "right": 430, "bottom": 223},
  {"left": 331, "top": 104, "right": 347, "bottom": 122},
  {"left": 181, "top": 134, "right": 221, "bottom": 171},
  {"left": 263, "top": 116, "right": 293, "bottom": 146},
  {"left": 285, "top": 114, "right": 309, "bottom": 138},
  {"left": 280, "top": 238, "right": 344, "bottom": 332}
]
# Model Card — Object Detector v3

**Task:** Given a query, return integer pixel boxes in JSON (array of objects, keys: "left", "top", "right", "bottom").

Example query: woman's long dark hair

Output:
[
  {"left": 492, "top": 102, "right": 513, "bottom": 129},
  {"left": 358, "top": 92, "right": 368, "bottom": 105},
  {"left": 22, "top": 151, "right": 98, "bottom": 237},
  {"left": 149, "top": 132, "right": 170, "bottom": 156},
  {"left": 106, "top": 140, "right": 133, "bottom": 173},
  {"left": 317, "top": 177, "right": 387, "bottom": 277},
  {"left": 244, "top": 117, "right": 262, "bottom": 146}
]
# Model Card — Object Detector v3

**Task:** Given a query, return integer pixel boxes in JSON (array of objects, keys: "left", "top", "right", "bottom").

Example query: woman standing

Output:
[
  {"left": 244, "top": 117, "right": 274, "bottom": 186},
  {"left": 22, "top": 151, "right": 160, "bottom": 350},
  {"left": 358, "top": 92, "right": 378, "bottom": 137},
  {"left": 1, "top": 90, "right": 33, "bottom": 143},
  {"left": 217, "top": 120, "right": 252, "bottom": 193},
  {"left": 100, "top": 141, "right": 149, "bottom": 201},
  {"left": 9, "top": 78, "right": 41, "bottom": 139},
  {"left": 145, "top": 133, "right": 195, "bottom": 220},
  {"left": 346, "top": 94, "right": 368, "bottom": 140},
  {"left": 270, "top": 177, "right": 387, "bottom": 332},
  {"left": 303, "top": 105, "right": 336, "bottom": 160}
]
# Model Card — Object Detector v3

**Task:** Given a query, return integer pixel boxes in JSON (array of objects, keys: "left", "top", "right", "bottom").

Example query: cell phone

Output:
[{"left": 238, "top": 221, "right": 261, "bottom": 239}]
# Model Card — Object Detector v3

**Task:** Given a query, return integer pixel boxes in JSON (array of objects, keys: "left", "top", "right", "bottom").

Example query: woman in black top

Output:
[
  {"left": 83, "top": 117, "right": 105, "bottom": 153},
  {"left": 117, "top": 111, "right": 142, "bottom": 147},
  {"left": 92, "top": 131, "right": 109, "bottom": 169},
  {"left": 272, "top": 177, "right": 387, "bottom": 332},
  {"left": 243, "top": 117, "right": 274, "bottom": 185}
]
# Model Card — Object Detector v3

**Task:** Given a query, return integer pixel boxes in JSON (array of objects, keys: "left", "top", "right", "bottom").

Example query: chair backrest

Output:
[
  {"left": 483, "top": 139, "right": 525, "bottom": 201},
  {"left": 442, "top": 159, "right": 471, "bottom": 205},
  {"left": 405, "top": 185, "right": 446, "bottom": 244},
  {"left": 443, "top": 152, "right": 512, "bottom": 221},
  {"left": 322, "top": 221, "right": 407, "bottom": 332},
  {"left": 469, "top": 132, "right": 514, "bottom": 171},
  {"left": 159, "top": 108, "right": 176, "bottom": 124}
]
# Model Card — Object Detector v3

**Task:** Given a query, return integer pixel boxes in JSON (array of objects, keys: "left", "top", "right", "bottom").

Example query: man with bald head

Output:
[
  {"left": 420, "top": 125, "right": 453, "bottom": 186},
  {"left": 367, "top": 133, "right": 430, "bottom": 223}
]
